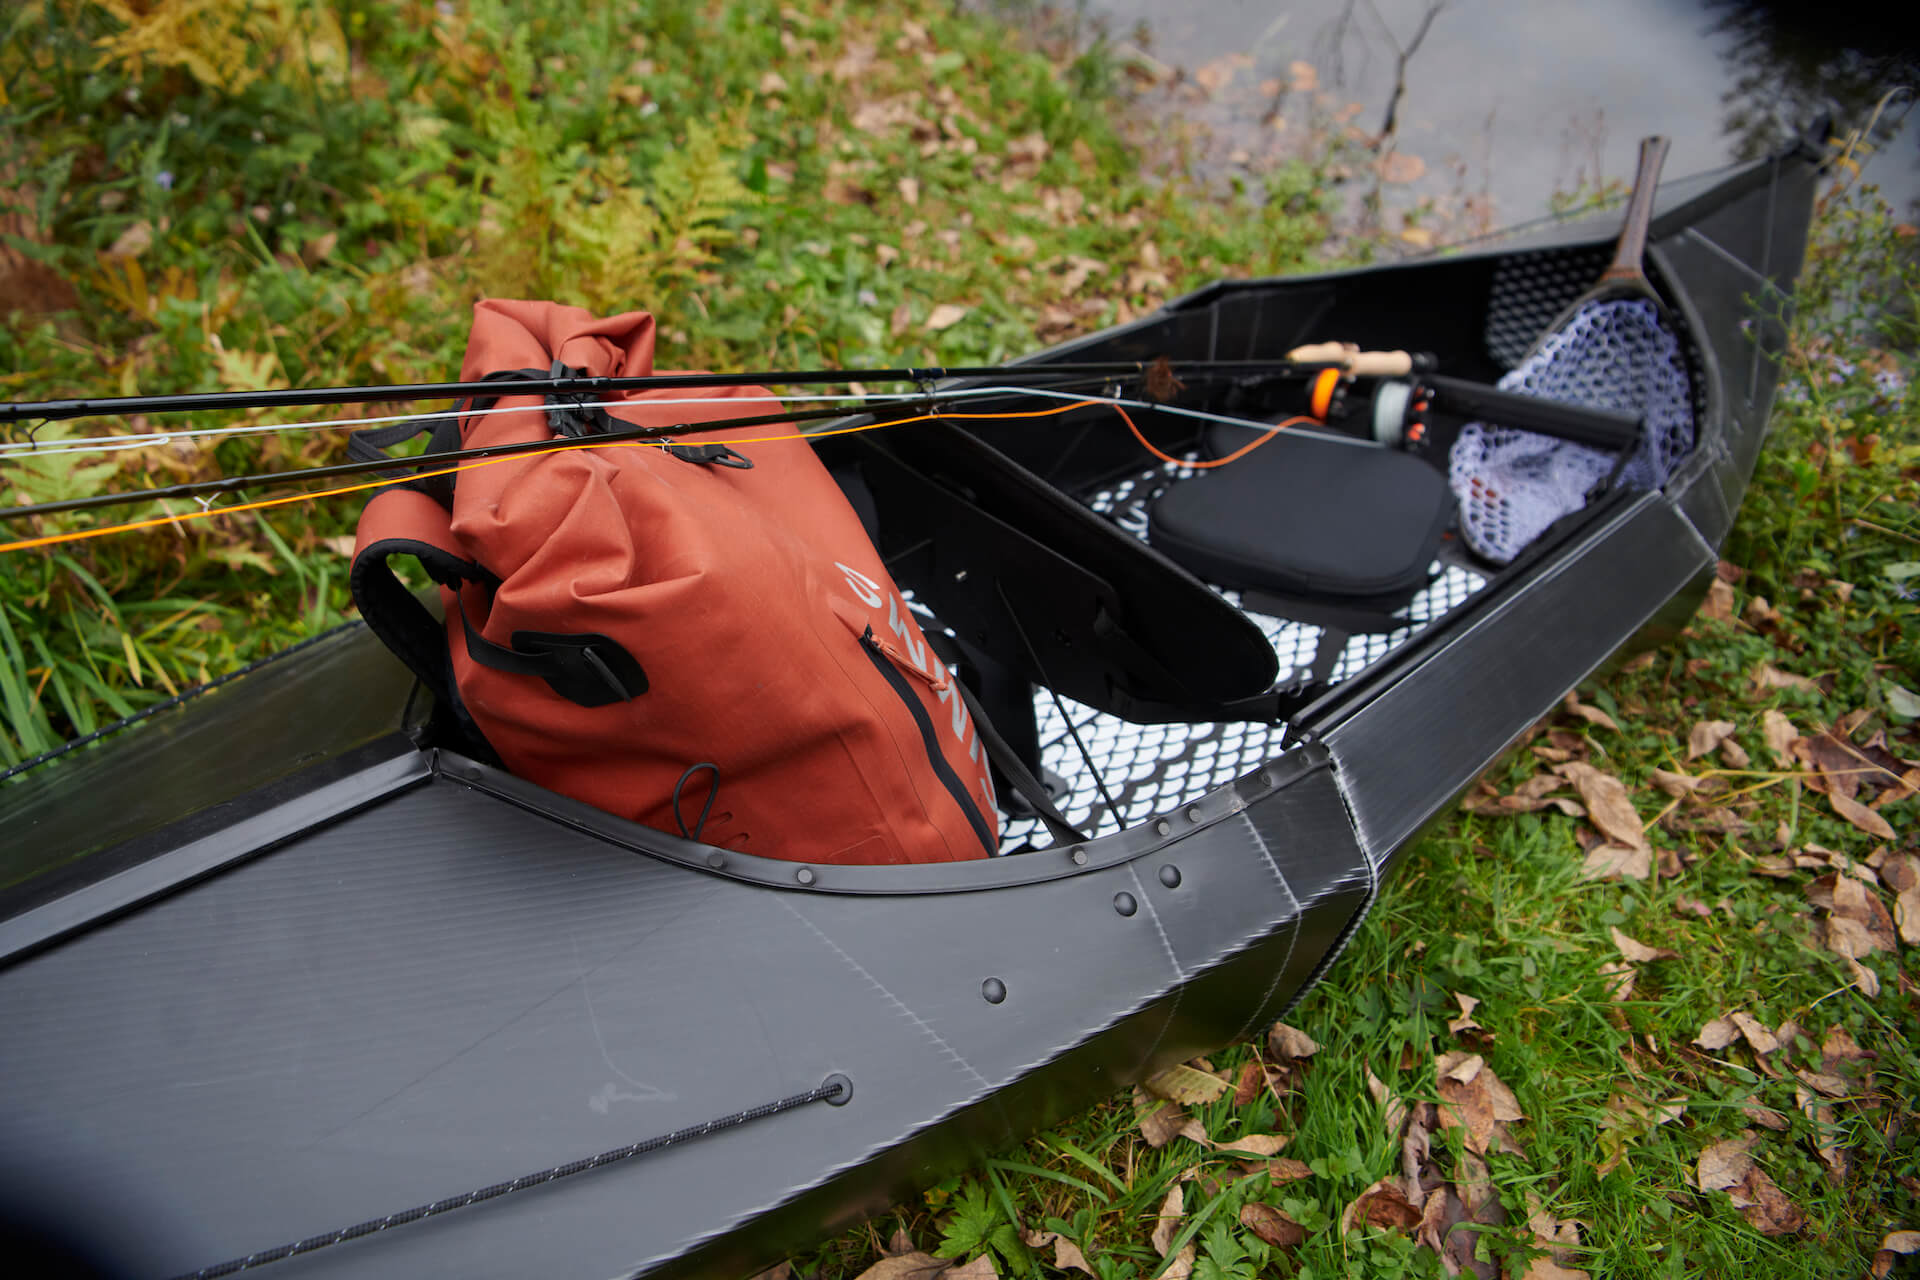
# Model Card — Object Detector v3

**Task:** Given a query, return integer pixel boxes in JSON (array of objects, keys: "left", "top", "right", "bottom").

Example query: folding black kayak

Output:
[{"left": 0, "top": 142, "right": 1819, "bottom": 1278}]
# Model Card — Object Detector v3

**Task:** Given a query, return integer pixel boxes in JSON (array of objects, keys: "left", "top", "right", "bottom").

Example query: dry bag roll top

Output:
[{"left": 349, "top": 300, "right": 1002, "bottom": 865}]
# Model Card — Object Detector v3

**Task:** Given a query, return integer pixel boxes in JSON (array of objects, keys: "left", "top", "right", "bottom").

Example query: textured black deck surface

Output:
[{"left": 1, "top": 761, "right": 1367, "bottom": 1278}]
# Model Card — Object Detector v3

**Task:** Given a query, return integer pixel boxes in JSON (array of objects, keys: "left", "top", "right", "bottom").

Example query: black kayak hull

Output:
[{"left": 0, "top": 145, "right": 1819, "bottom": 1279}]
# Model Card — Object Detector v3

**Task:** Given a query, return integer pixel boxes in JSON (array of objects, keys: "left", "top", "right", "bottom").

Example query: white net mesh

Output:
[{"left": 1448, "top": 299, "right": 1693, "bottom": 564}]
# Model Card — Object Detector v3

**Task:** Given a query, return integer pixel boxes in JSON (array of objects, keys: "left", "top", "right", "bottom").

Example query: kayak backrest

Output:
[{"left": 848, "top": 421, "right": 1280, "bottom": 721}]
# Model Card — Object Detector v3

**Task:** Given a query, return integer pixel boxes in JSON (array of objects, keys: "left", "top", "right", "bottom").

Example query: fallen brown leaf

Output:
[
  {"left": 1727, "top": 1163, "right": 1806, "bottom": 1237},
  {"left": 1701, "top": 578, "right": 1736, "bottom": 622},
  {"left": 1730, "top": 1011, "right": 1782, "bottom": 1055},
  {"left": 923, "top": 302, "right": 967, "bottom": 331},
  {"left": 1598, "top": 960, "right": 1636, "bottom": 1002},
  {"left": 1793, "top": 1067, "right": 1850, "bottom": 1098},
  {"left": 1847, "top": 956, "right": 1881, "bottom": 997},
  {"left": 1144, "top": 1063, "right": 1230, "bottom": 1107},
  {"left": 1762, "top": 710, "right": 1800, "bottom": 767},
  {"left": 1581, "top": 843, "right": 1653, "bottom": 881},
  {"left": 1611, "top": 927, "right": 1677, "bottom": 963},
  {"left": 1435, "top": 1051, "right": 1525, "bottom": 1156},
  {"left": 1216, "top": 1133, "right": 1289, "bottom": 1157},
  {"left": 1650, "top": 768, "right": 1706, "bottom": 799},
  {"left": 851, "top": 1252, "right": 963, "bottom": 1280},
  {"left": 1562, "top": 691, "right": 1620, "bottom": 731},
  {"left": 1695, "top": 1016, "right": 1741, "bottom": 1050},
  {"left": 1744, "top": 595, "right": 1785, "bottom": 628},
  {"left": 1448, "top": 991, "right": 1483, "bottom": 1037},
  {"left": 1342, "top": 1176, "right": 1422, "bottom": 1234},
  {"left": 1830, "top": 790, "right": 1896, "bottom": 840},
  {"left": 1132, "top": 1087, "right": 1205, "bottom": 1148},
  {"left": 1150, "top": 1184, "right": 1183, "bottom": 1257},
  {"left": 105, "top": 219, "right": 152, "bottom": 259},
  {"left": 1824, "top": 875, "right": 1899, "bottom": 957},
  {"left": 1688, "top": 720, "right": 1739, "bottom": 762},
  {"left": 1555, "top": 762, "right": 1648, "bottom": 851},
  {"left": 1021, "top": 1231, "right": 1092, "bottom": 1276},
  {"left": 1754, "top": 661, "right": 1820, "bottom": 694},
  {"left": 1695, "top": 1133, "right": 1756, "bottom": 1192},
  {"left": 1246, "top": 1155, "right": 1312, "bottom": 1186},
  {"left": 1239, "top": 1202, "right": 1305, "bottom": 1249},
  {"left": 1269, "top": 1023, "right": 1320, "bottom": 1061},
  {"left": 1874, "top": 1234, "right": 1920, "bottom": 1279},
  {"left": 1741, "top": 1100, "right": 1791, "bottom": 1130},
  {"left": 1821, "top": 1025, "right": 1871, "bottom": 1066}
]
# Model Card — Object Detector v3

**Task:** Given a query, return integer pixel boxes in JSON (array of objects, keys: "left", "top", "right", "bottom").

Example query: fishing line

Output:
[
  {"left": 0, "top": 375, "right": 1350, "bottom": 545},
  {"left": 0, "top": 397, "right": 1190, "bottom": 554},
  {"left": 0, "top": 387, "right": 1087, "bottom": 459}
]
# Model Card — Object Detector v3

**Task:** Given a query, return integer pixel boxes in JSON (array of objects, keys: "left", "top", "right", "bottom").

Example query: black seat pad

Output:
[{"left": 1149, "top": 426, "right": 1454, "bottom": 605}]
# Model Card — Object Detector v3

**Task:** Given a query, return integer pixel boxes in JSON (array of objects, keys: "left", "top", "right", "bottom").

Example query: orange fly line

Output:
[{"left": 0, "top": 398, "right": 1309, "bottom": 555}]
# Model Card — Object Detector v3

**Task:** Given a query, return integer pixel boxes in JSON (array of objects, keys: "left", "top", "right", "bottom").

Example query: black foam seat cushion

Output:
[{"left": 1148, "top": 428, "right": 1455, "bottom": 604}]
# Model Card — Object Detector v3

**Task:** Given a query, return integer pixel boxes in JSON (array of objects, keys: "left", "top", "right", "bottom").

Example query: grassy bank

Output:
[{"left": 5, "top": 4, "right": 1918, "bottom": 1279}]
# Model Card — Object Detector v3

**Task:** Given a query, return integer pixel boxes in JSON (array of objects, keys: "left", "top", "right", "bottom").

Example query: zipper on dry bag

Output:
[{"left": 857, "top": 625, "right": 996, "bottom": 856}]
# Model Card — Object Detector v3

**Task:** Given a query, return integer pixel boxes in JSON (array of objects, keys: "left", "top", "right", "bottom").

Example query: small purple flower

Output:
[
  {"left": 155, "top": 170, "right": 174, "bottom": 191},
  {"left": 436, "top": 1, "right": 454, "bottom": 15}
]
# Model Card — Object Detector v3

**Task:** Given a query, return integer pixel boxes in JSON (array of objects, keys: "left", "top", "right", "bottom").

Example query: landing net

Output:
[{"left": 1448, "top": 299, "right": 1693, "bottom": 564}]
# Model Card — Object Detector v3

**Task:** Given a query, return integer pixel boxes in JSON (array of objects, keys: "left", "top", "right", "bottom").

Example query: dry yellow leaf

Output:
[
  {"left": 1555, "top": 762, "right": 1647, "bottom": 850},
  {"left": 1687, "top": 720, "right": 1738, "bottom": 762},
  {"left": 1610, "top": 927, "right": 1676, "bottom": 963},
  {"left": 923, "top": 302, "right": 968, "bottom": 331}
]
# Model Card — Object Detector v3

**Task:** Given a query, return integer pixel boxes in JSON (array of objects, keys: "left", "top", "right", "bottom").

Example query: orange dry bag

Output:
[{"left": 349, "top": 300, "right": 1003, "bottom": 864}]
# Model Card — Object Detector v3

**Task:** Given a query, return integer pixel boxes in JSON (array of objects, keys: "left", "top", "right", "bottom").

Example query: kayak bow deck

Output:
[{"left": 0, "top": 145, "right": 1818, "bottom": 1279}]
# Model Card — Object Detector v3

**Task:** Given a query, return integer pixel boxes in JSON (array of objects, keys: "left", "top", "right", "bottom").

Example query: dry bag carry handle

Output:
[
  {"left": 350, "top": 487, "right": 488, "bottom": 707},
  {"left": 352, "top": 489, "right": 650, "bottom": 712}
]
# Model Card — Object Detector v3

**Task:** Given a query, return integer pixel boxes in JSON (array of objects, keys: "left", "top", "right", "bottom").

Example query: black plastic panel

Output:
[
  {"left": 1320, "top": 494, "right": 1716, "bottom": 863},
  {"left": 1, "top": 625, "right": 416, "bottom": 919}
]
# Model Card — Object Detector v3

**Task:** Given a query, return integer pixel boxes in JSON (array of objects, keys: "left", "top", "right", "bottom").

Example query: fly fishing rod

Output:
[{"left": 0, "top": 357, "right": 1350, "bottom": 427}]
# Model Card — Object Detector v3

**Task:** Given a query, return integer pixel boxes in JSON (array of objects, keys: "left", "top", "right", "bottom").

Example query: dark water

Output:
[{"left": 1045, "top": 0, "right": 1918, "bottom": 238}]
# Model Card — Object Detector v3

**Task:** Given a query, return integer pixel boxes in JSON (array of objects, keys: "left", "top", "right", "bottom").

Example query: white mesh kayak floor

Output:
[{"left": 996, "top": 463, "right": 1488, "bottom": 851}]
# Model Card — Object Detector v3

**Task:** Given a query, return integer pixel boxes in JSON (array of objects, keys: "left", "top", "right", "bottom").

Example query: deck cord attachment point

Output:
[{"left": 169, "top": 1078, "right": 849, "bottom": 1279}]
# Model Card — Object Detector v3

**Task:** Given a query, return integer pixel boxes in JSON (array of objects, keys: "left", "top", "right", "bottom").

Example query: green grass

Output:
[{"left": 6, "top": 4, "right": 1919, "bottom": 1278}]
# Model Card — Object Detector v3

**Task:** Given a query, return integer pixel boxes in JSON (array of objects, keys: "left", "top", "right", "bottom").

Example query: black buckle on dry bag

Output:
[{"left": 665, "top": 442, "right": 754, "bottom": 468}]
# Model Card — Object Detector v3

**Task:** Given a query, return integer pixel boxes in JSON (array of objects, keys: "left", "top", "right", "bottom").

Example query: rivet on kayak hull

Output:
[
  {"left": 1184, "top": 806, "right": 1201, "bottom": 823},
  {"left": 982, "top": 978, "right": 1007, "bottom": 1004},
  {"left": 1158, "top": 865, "right": 1182, "bottom": 889},
  {"left": 706, "top": 852, "right": 725, "bottom": 870},
  {"left": 1112, "top": 892, "right": 1137, "bottom": 917},
  {"left": 1070, "top": 846, "right": 1087, "bottom": 865},
  {"left": 795, "top": 866, "right": 816, "bottom": 886},
  {"left": 1154, "top": 819, "right": 1171, "bottom": 837}
]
